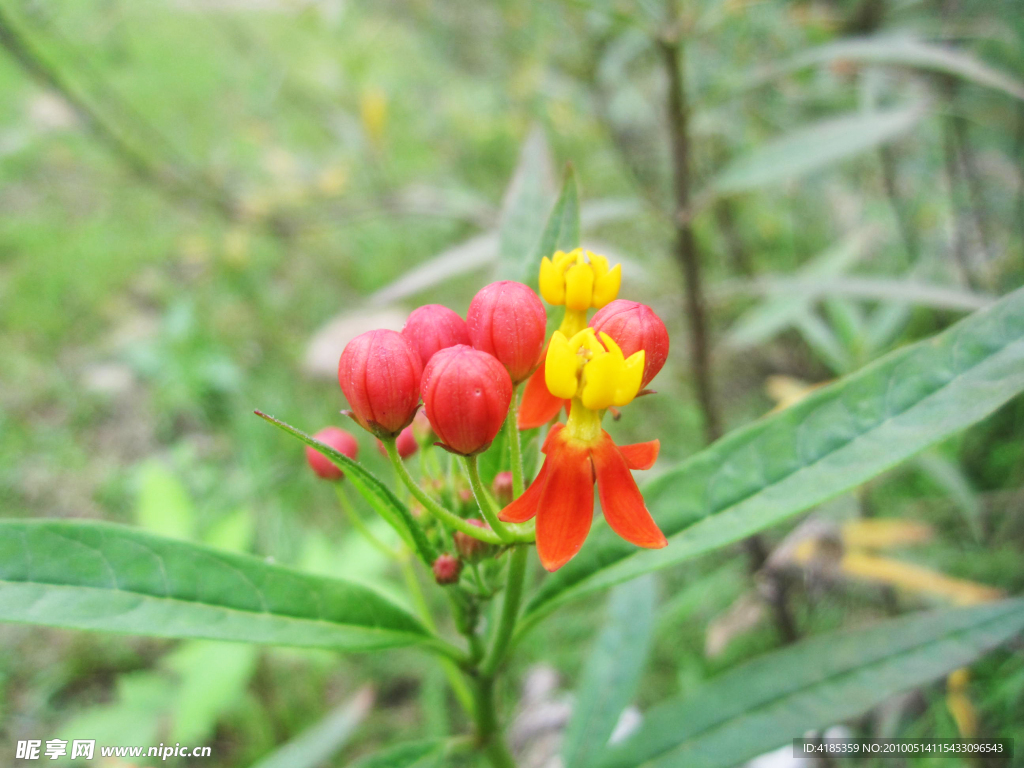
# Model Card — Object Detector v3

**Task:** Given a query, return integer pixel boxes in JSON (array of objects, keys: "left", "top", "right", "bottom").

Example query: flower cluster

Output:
[{"left": 304, "top": 247, "right": 669, "bottom": 575}]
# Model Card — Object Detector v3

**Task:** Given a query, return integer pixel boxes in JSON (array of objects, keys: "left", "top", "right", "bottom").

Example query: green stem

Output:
[
  {"left": 463, "top": 456, "right": 514, "bottom": 542},
  {"left": 334, "top": 485, "right": 400, "bottom": 559},
  {"left": 399, "top": 559, "right": 475, "bottom": 716},
  {"left": 505, "top": 384, "right": 526, "bottom": 498},
  {"left": 472, "top": 674, "right": 517, "bottom": 768},
  {"left": 481, "top": 545, "right": 529, "bottom": 678},
  {"left": 384, "top": 438, "right": 504, "bottom": 546}
]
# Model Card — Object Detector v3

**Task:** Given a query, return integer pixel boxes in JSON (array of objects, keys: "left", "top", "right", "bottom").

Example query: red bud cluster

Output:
[
  {"left": 421, "top": 345, "right": 512, "bottom": 456},
  {"left": 454, "top": 519, "right": 494, "bottom": 562},
  {"left": 338, "top": 330, "right": 422, "bottom": 438},
  {"left": 306, "top": 427, "right": 359, "bottom": 481},
  {"left": 467, "top": 281, "right": 547, "bottom": 384},
  {"left": 590, "top": 300, "right": 670, "bottom": 388},
  {"left": 401, "top": 304, "right": 471, "bottom": 367}
]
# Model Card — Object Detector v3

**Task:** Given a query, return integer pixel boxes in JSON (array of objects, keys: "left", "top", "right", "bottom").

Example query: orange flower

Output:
[{"left": 500, "top": 327, "right": 666, "bottom": 570}]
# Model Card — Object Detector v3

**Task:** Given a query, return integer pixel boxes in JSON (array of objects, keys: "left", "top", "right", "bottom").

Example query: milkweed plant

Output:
[{"left": 3, "top": 172, "right": 1024, "bottom": 768}]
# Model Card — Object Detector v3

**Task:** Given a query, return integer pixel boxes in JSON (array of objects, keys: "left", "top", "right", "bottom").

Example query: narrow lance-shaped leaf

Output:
[
  {"left": 351, "top": 740, "right": 448, "bottom": 768},
  {"left": 779, "top": 36, "right": 1024, "bottom": 102},
  {"left": 534, "top": 164, "right": 582, "bottom": 263},
  {"left": 563, "top": 576, "right": 656, "bottom": 768},
  {"left": 710, "top": 105, "right": 924, "bottom": 197},
  {"left": 597, "top": 599, "right": 1024, "bottom": 768},
  {"left": 520, "top": 285, "right": 1024, "bottom": 632},
  {"left": 255, "top": 411, "right": 437, "bottom": 566},
  {"left": 0, "top": 520, "right": 441, "bottom": 654},
  {"left": 497, "top": 125, "right": 555, "bottom": 284}
]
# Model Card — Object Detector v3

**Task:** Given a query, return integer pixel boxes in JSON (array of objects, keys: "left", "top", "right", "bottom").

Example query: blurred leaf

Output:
[
  {"left": 840, "top": 552, "right": 1003, "bottom": 605},
  {"left": 203, "top": 508, "right": 254, "bottom": 552},
  {"left": 350, "top": 740, "right": 447, "bottom": 767},
  {"left": 167, "top": 641, "right": 259, "bottom": 744},
  {"left": 535, "top": 165, "right": 581, "bottom": 264},
  {"left": 367, "top": 233, "right": 497, "bottom": 307},
  {"left": 915, "top": 452, "right": 983, "bottom": 541},
  {"left": 780, "top": 36, "right": 1024, "bottom": 102},
  {"left": 250, "top": 686, "right": 374, "bottom": 768},
  {"left": 598, "top": 600, "right": 1024, "bottom": 768},
  {"left": 794, "top": 312, "right": 853, "bottom": 374},
  {"left": 864, "top": 300, "right": 913, "bottom": 355},
  {"left": 497, "top": 125, "right": 555, "bottom": 284},
  {"left": 135, "top": 460, "right": 194, "bottom": 540},
  {"left": 519, "top": 285, "right": 1024, "bottom": 633},
  {"left": 0, "top": 520, "right": 434, "bottom": 652},
  {"left": 59, "top": 671, "right": 172, "bottom": 753},
  {"left": 725, "top": 229, "right": 873, "bottom": 349},
  {"left": 563, "top": 576, "right": 656, "bottom": 768},
  {"left": 255, "top": 411, "right": 435, "bottom": 563},
  {"left": 711, "top": 106, "right": 924, "bottom": 196}
]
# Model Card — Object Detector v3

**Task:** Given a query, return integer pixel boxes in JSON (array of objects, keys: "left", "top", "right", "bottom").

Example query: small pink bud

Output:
[
  {"left": 590, "top": 300, "right": 670, "bottom": 388},
  {"left": 376, "top": 425, "right": 419, "bottom": 460},
  {"left": 421, "top": 345, "right": 512, "bottom": 456},
  {"left": 454, "top": 519, "right": 494, "bottom": 562},
  {"left": 305, "top": 427, "right": 359, "bottom": 481},
  {"left": 432, "top": 554, "right": 463, "bottom": 585},
  {"left": 401, "top": 304, "right": 471, "bottom": 367},
  {"left": 467, "top": 281, "right": 547, "bottom": 383},
  {"left": 492, "top": 471, "right": 514, "bottom": 506},
  {"left": 338, "top": 329, "right": 422, "bottom": 438}
]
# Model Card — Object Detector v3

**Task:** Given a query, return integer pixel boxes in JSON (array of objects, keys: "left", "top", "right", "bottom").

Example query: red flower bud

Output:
[
  {"left": 467, "top": 281, "right": 547, "bottom": 383},
  {"left": 590, "top": 300, "right": 670, "bottom": 388},
  {"left": 338, "top": 329, "right": 422, "bottom": 438},
  {"left": 401, "top": 304, "right": 471, "bottom": 367},
  {"left": 305, "top": 427, "right": 359, "bottom": 481},
  {"left": 454, "top": 519, "right": 494, "bottom": 562},
  {"left": 492, "top": 471, "right": 514, "bottom": 506},
  {"left": 421, "top": 345, "right": 512, "bottom": 456},
  {"left": 376, "top": 425, "right": 418, "bottom": 460},
  {"left": 432, "top": 553, "right": 463, "bottom": 585}
]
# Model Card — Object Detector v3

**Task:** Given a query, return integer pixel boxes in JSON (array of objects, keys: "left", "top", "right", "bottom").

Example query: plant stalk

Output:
[
  {"left": 505, "top": 384, "right": 526, "bottom": 498},
  {"left": 464, "top": 456, "right": 515, "bottom": 543}
]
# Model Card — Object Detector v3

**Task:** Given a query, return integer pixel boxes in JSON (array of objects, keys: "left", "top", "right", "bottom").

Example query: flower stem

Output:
[
  {"left": 505, "top": 384, "right": 526, "bottom": 498},
  {"left": 463, "top": 456, "right": 514, "bottom": 543},
  {"left": 481, "top": 544, "right": 528, "bottom": 678},
  {"left": 384, "top": 438, "right": 504, "bottom": 546},
  {"left": 334, "top": 484, "right": 400, "bottom": 559},
  {"left": 472, "top": 673, "right": 517, "bottom": 768}
]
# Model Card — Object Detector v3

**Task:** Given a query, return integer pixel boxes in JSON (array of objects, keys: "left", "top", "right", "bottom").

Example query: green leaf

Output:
[
  {"left": 534, "top": 164, "right": 581, "bottom": 263},
  {"left": 350, "top": 740, "right": 447, "bottom": 768},
  {"left": 255, "top": 411, "right": 436, "bottom": 565},
  {"left": 497, "top": 125, "right": 555, "bottom": 284},
  {"left": 597, "top": 599, "right": 1024, "bottom": 768},
  {"left": 563, "top": 576, "right": 656, "bottom": 768},
  {"left": 167, "top": 641, "right": 259, "bottom": 744},
  {"left": 203, "top": 508, "right": 255, "bottom": 552},
  {"left": 782, "top": 36, "right": 1024, "bottom": 102},
  {"left": 135, "top": 460, "right": 194, "bottom": 540},
  {"left": 0, "top": 519, "right": 438, "bottom": 653},
  {"left": 520, "top": 285, "right": 1024, "bottom": 632},
  {"left": 250, "top": 687, "right": 374, "bottom": 768},
  {"left": 711, "top": 106, "right": 923, "bottom": 196}
]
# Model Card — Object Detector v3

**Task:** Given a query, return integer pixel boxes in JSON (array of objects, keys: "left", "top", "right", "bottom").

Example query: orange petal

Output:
[
  {"left": 518, "top": 364, "right": 567, "bottom": 429},
  {"left": 536, "top": 435, "right": 594, "bottom": 571},
  {"left": 592, "top": 433, "right": 667, "bottom": 549},
  {"left": 617, "top": 439, "right": 660, "bottom": 470},
  {"left": 499, "top": 460, "right": 549, "bottom": 523}
]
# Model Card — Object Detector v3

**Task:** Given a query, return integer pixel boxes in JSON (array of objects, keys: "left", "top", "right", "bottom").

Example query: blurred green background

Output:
[{"left": 1, "top": 0, "right": 1023, "bottom": 765}]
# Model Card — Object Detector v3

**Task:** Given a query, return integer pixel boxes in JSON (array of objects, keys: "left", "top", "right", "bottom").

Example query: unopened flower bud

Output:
[
  {"left": 432, "top": 553, "right": 462, "bottom": 585},
  {"left": 401, "top": 304, "right": 471, "bottom": 367},
  {"left": 589, "top": 300, "right": 670, "bottom": 388},
  {"left": 305, "top": 427, "right": 359, "bottom": 481},
  {"left": 376, "top": 424, "right": 419, "bottom": 460},
  {"left": 492, "top": 471, "right": 514, "bottom": 506},
  {"left": 467, "top": 281, "right": 547, "bottom": 383},
  {"left": 338, "top": 329, "right": 422, "bottom": 438},
  {"left": 421, "top": 345, "right": 512, "bottom": 456},
  {"left": 454, "top": 519, "right": 494, "bottom": 562}
]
